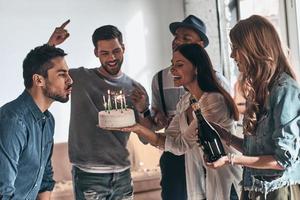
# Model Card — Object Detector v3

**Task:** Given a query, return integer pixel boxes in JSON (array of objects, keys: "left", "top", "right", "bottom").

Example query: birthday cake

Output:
[{"left": 98, "top": 109, "right": 136, "bottom": 128}]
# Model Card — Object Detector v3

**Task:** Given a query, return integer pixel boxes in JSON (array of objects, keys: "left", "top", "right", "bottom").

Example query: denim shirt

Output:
[
  {"left": 243, "top": 73, "right": 300, "bottom": 194},
  {"left": 0, "top": 90, "right": 55, "bottom": 199}
]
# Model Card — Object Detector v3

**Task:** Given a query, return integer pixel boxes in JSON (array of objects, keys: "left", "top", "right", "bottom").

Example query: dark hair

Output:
[
  {"left": 92, "top": 25, "right": 123, "bottom": 48},
  {"left": 176, "top": 43, "right": 239, "bottom": 120},
  {"left": 23, "top": 44, "right": 67, "bottom": 89}
]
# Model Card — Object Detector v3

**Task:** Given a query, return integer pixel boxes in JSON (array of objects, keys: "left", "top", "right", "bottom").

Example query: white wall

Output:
[
  {"left": 0, "top": 0, "right": 184, "bottom": 142},
  {"left": 286, "top": 0, "right": 300, "bottom": 80},
  {"left": 184, "top": 0, "right": 222, "bottom": 72}
]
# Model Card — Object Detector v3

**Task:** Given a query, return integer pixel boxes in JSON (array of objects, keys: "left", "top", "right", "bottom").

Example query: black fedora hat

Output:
[{"left": 169, "top": 15, "right": 209, "bottom": 47}]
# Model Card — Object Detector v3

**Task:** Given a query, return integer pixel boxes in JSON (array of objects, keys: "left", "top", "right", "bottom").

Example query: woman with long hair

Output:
[
  {"left": 122, "top": 43, "right": 242, "bottom": 200},
  {"left": 208, "top": 15, "right": 300, "bottom": 199}
]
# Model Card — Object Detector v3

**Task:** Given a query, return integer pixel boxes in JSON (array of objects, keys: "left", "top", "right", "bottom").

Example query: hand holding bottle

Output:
[
  {"left": 205, "top": 155, "right": 228, "bottom": 169},
  {"left": 190, "top": 97, "right": 226, "bottom": 162}
]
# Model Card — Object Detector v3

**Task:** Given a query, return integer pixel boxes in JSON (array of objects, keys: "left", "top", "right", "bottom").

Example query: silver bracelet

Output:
[{"left": 227, "top": 153, "right": 235, "bottom": 165}]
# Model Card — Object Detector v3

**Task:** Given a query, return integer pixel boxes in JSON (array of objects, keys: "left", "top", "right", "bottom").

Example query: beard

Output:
[
  {"left": 43, "top": 83, "right": 71, "bottom": 103},
  {"left": 102, "top": 58, "right": 123, "bottom": 75}
]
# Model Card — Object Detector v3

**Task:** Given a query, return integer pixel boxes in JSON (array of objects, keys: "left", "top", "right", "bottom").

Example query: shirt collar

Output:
[
  {"left": 96, "top": 67, "right": 124, "bottom": 81},
  {"left": 20, "top": 90, "right": 51, "bottom": 122}
]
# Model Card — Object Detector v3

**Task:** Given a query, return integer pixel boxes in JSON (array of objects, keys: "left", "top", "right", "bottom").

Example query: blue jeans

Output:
[{"left": 72, "top": 166, "right": 133, "bottom": 200}]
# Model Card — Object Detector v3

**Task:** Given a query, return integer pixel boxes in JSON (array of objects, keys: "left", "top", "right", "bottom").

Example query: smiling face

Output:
[
  {"left": 172, "top": 27, "right": 204, "bottom": 51},
  {"left": 94, "top": 38, "right": 124, "bottom": 76},
  {"left": 170, "top": 51, "right": 197, "bottom": 89},
  {"left": 230, "top": 43, "right": 246, "bottom": 73},
  {"left": 41, "top": 57, "right": 73, "bottom": 103}
]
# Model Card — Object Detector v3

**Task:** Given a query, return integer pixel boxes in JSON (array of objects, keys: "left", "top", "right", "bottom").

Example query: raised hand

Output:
[
  {"left": 47, "top": 19, "right": 70, "bottom": 46},
  {"left": 130, "top": 83, "right": 149, "bottom": 113}
]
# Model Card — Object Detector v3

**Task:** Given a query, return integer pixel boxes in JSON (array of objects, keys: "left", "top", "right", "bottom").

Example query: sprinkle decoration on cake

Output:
[{"left": 99, "top": 90, "right": 136, "bottom": 128}]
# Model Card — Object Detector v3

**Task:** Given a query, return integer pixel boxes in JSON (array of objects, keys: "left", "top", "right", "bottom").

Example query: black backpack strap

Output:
[{"left": 158, "top": 70, "right": 167, "bottom": 116}]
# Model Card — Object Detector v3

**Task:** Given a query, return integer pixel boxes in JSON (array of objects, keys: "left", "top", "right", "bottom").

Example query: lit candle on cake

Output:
[
  {"left": 114, "top": 95, "right": 118, "bottom": 110},
  {"left": 123, "top": 92, "right": 127, "bottom": 110},
  {"left": 120, "top": 90, "right": 123, "bottom": 111},
  {"left": 107, "top": 90, "right": 111, "bottom": 113},
  {"left": 103, "top": 95, "right": 107, "bottom": 112},
  {"left": 103, "top": 102, "right": 107, "bottom": 112}
]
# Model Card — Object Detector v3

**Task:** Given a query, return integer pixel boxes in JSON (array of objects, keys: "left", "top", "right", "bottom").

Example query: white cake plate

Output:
[
  {"left": 102, "top": 127, "right": 123, "bottom": 131},
  {"left": 96, "top": 125, "right": 124, "bottom": 131}
]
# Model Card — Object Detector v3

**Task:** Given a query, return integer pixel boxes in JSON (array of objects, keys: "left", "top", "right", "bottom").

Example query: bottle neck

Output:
[
  {"left": 193, "top": 109, "right": 204, "bottom": 121},
  {"left": 190, "top": 98, "right": 204, "bottom": 121}
]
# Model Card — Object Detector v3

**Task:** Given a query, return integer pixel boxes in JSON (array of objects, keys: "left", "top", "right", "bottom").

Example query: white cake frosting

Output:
[{"left": 98, "top": 109, "right": 136, "bottom": 128}]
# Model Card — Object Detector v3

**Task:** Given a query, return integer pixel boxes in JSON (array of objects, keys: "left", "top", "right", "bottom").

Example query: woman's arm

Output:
[
  {"left": 229, "top": 134, "right": 244, "bottom": 153},
  {"left": 121, "top": 103, "right": 197, "bottom": 155},
  {"left": 233, "top": 155, "right": 284, "bottom": 170},
  {"left": 120, "top": 123, "right": 166, "bottom": 148},
  {"left": 206, "top": 154, "right": 284, "bottom": 170},
  {"left": 212, "top": 123, "right": 244, "bottom": 153}
]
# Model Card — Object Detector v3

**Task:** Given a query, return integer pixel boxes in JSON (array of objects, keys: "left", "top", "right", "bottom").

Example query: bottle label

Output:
[{"left": 191, "top": 101, "right": 201, "bottom": 110}]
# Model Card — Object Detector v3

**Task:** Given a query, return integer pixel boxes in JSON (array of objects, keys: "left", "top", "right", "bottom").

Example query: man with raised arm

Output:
[{"left": 48, "top": 21, "right": 148, "bottom": 199}]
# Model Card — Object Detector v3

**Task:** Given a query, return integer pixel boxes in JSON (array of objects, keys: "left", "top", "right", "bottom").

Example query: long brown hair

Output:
[
  {"left": 176, "top": 43, "right": 239, "bottom": 121},
  {"left": 229, "top": 15, "right": 296, "bottom": 135}
]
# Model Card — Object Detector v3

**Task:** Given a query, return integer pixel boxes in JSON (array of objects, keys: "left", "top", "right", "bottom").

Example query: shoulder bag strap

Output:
[{"left": 158, "top": 70, "right": 167, "bottom": 116}]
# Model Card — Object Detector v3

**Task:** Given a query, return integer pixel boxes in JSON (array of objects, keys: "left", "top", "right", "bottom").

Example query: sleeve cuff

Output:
[{"left": 39, "top": 180, "right": 55, "bottom": 193}]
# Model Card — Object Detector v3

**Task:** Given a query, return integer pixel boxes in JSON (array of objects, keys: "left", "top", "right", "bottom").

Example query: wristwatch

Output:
[{"left": 139, "top": 108, "right": 151, "bottom": 118}]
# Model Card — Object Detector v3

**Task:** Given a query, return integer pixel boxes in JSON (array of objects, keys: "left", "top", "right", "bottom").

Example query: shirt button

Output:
[
  {"left": 42, "top": 116, "right": 46, "bottom": 120},
  {"left": 35, "top": 184, "right": 37, "bottom": 187}
]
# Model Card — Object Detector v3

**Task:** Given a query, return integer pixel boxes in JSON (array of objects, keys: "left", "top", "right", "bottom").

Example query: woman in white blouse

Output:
[{"left": 122, "top": 43, "right": 243, "bottom": 200}]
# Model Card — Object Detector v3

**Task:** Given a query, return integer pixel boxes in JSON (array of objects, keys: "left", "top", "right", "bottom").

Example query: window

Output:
[{"left": 226, "top": 0, "right": 300, "bottom": 86}]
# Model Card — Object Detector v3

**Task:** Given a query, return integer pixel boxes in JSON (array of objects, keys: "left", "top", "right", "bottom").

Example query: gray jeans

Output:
[{"left": 72, "top": 166, "right": 133, "bottom": 200}]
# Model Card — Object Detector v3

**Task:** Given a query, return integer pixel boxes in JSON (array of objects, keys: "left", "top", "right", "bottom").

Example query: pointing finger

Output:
[{"left": 60, "top": 19, "right": 70, "bottom": 29}]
